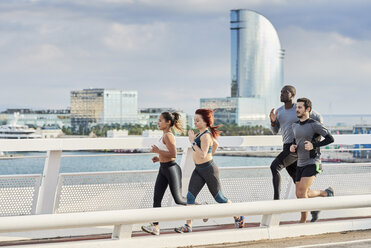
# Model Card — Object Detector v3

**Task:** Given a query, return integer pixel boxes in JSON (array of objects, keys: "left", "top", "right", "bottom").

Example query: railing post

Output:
[
  {"left": 35, "top": 150, "right": 62, "bottom": 214},
  {"left": 284, "top": 179, "right": 297, "bottom": 200},
  {"left": 260, "top": 214, "right": 280, "bottom": 227},
  {"left": 112, "top": 224, "right": 133, "bottom": 239}
]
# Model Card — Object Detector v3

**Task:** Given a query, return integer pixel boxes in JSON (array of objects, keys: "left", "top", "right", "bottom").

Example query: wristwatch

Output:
[{"left": 192, "top": 141, "right": 196, "bottom": 146}]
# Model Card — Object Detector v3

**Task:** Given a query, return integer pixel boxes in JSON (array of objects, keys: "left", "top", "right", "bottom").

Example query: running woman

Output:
[
  {"left": 290, "top": 98, "right": 334, "bottom": 223},
  {"left": 270, "top": 85, "right": 322, "bottom": 201},
  {"left": 174, "top": 109, "right": 244, "bottom": 233},
  {"left": 141, "top": 112, "right": 186, "bottom": 235}
]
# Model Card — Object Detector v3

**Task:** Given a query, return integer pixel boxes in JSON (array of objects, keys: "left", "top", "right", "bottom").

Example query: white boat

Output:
[{"left": 0, "top": 113, "right": 41, "bottom": 139}]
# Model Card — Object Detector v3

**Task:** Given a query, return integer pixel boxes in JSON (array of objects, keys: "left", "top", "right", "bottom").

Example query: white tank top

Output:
[{"left": 154, "top": 132, "right": 174, "bottom": 152}]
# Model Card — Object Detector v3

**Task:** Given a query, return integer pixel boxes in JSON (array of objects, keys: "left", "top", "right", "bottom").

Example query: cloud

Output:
[
  {"left": 0, "top": 0, "right": 370, "bottom": 115},
  {"left": 281, "top": 27, "right": 371, "bottom": 114},
  {"left": 22, "top": 44, "right": 64, "bottom": 62},
  {"left": 103, "top": 22, "right": 167, "bottom": 53}
]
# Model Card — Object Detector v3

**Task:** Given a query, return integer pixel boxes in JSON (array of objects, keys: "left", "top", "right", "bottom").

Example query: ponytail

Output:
[
  {"left": 161, "top": 111, "right": 184, "bottom": 134},
  {"left": 171, "top": 112, "right": 184, "bottom": 134},
  {"left": 209, "top": 125, "right": 221, "bottom": 139}
]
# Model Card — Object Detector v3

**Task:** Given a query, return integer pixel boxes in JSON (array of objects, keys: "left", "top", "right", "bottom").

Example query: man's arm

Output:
[
  {"left": 312, "top": 122, "right": 334, "bottom": 147},
  {"left": 269, "top": 108, "right": 280, "bottom": 134},
  {"left": 270, "top": 120, "right": 280, "bottom": 134}
]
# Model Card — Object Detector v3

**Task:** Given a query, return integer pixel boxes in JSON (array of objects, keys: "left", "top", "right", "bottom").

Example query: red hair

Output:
[{"left": 195, "top": 109, "right": 221, "bottom": 138}]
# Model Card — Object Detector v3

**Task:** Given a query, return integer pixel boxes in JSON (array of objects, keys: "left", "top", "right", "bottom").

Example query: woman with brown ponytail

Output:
[
  {"left": 141, "top": 112, "right": 186, "bottom": 236},
  {"left": 174, "top": 109, "right": 244, "bottom": 233}
]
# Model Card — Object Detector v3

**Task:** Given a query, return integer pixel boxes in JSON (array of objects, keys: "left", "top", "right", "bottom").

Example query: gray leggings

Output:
[{"left": 187, "top": 160, "right": 228, "bottom": 204}]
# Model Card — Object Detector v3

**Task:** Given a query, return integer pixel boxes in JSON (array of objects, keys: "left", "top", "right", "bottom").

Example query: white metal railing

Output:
[
  {"left": 48, "top": 163, "right": 371, "bottom": 214},
  {"left": 0, "top": 134, "right": 370, "bottom": 216},
  {"left": 0, "top": 195, "right": 370, "bottom": 239}
]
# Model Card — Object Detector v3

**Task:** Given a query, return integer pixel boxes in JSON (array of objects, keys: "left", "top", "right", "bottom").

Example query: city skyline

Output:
[{"left": 0, "top": 1, "right": 370, "bottom": 115}]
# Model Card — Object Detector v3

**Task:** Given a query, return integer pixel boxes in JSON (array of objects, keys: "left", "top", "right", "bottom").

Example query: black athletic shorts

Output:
[{"left": 295, "top": 164, "right": 322, "bottom": 182}]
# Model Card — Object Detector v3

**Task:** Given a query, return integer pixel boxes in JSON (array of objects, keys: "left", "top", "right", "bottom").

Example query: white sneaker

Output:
[{"left": 141, "top": 224, "right": 160, "bottom": 235}]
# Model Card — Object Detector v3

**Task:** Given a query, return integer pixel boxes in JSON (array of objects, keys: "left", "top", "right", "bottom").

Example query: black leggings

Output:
[
  {"left": 187, "top": 160, "right": 228, "bottom": 204},
  {"left": 153, "top": 161, "right": 186, "bottom": 224},
  {"left": 270, "top": 144, "right": 297, "bottom": 200}
]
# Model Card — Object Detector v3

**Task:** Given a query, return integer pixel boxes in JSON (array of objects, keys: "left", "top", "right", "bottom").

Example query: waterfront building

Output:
[
  {"left": 202, "top": 9, "right": 284, "bottom": 127},
  {"left": 0, "top": 109, "right": 70, "bottom": 128},
  {"left": 70, "top": 89, "right": 138, "bottom": 133},
  {"left": 139, "top": 108, "right": 187, "bottom": 132}
]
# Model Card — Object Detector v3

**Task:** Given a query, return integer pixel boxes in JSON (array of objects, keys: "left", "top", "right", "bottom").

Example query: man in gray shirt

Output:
[
  {"left": 270, "top": 85, "right": 322, "bottom": 201},
  {"left": 290, "top": 98, "right": 334, "bottom": 223}
]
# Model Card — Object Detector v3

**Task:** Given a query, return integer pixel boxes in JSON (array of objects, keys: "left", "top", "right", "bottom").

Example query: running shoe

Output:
[
  {"left": 310, "top": 211, "right": 320, "bottom": 222},
  {"left": 311, "top": 187, "right": 334, "bottom": 222},
  {"left": 234, "top": 216, "right": 245, "bottom": 228},
  {"left": 325, "top": 187, "right": 334, "bottom": 197},
  {"left": 174, "top": 224, "right": 192, "bottom": 233},
  {"left": 141, "top": 224, "right": 160, "bottom": 236}
]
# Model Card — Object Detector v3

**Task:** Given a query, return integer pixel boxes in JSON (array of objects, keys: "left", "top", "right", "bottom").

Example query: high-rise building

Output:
[
  {"left": 70, "top": 89, "right": 138, "bottom": 133},
  {"left": 202, "top": 9, "right": 284, "bottom": 127},
  {"left": 230, "top": 9, "right": 284, "bottom": 104}
]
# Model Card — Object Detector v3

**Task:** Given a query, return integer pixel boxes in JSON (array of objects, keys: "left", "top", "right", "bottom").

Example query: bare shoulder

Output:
[{"left": 163, "top": 132, "right": 175, "bottom": 143}]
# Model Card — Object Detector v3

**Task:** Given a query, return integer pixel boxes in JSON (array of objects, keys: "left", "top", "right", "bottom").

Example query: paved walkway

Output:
[{"left": 192, "top": 229, "right": 371, "bottom": 248}]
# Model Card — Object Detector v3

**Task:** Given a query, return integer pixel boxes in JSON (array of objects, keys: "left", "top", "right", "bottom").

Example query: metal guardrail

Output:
[
  {"left": 0, "top": 135, "right": 370, "bottom": 247},
  {"left": 0, "top": 195, "right": 370, "bottom": 239},
  {"left": 0, "top": 135, "right": 370, "bottom": 216}
]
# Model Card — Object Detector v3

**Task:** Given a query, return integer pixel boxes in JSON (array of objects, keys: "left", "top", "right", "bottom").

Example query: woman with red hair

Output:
[{"left": 174, "top": 109, "right": 244, "bottom": 233}]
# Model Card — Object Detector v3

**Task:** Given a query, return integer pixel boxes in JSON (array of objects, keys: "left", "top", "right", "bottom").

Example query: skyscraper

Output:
[
  {"left": 230, "top": 9, "right": 284, "bottom": 104},
  {"left": 201, "top": 9, "right": 284, "bottom": 126}
]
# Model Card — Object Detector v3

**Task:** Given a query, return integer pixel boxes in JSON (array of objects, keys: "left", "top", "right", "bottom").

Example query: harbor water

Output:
[{"left": 0, "top": 152, "right": 274, "bottom": 175}]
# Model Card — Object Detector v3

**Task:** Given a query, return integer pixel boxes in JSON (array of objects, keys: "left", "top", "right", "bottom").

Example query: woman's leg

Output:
[
  {"left": 166, "top": 163, "right": 187, "bottom": 205},
  {"left": 152, "top": 167, "right": 168, "bottom": 225},
  {"left": 201, "top": 161, "right": 244, "bottom": 227},
  {"left": 175, "top": 169, "right": 206, "bottom": 233}
]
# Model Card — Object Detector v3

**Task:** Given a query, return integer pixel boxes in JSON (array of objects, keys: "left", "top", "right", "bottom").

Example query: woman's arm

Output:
[{"left": 211, "top": 137, "right": 219, "bottom": 155}]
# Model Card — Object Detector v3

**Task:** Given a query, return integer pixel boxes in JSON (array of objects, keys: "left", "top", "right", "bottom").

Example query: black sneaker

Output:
[{"left": 310, "top": 211, "right": 320, "bottom": 222}]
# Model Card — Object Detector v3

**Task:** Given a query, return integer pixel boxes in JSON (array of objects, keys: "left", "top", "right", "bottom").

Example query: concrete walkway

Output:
[{"left": 193, "top": 229, "right": 371, "bottom": 248}]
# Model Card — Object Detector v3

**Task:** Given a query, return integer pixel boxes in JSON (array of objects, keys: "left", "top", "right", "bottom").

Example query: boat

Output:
[{"left": 0, "top": 113, "right": 41, "bottom": 139}]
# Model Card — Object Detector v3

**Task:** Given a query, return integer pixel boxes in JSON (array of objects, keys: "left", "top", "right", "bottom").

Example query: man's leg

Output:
[
  {"left": 296, "top": 176, "right": 316, "bottom": 223},
  {"left": 308, "top": 189, "right": 330, "bottom": 198},
  {"left": 270, "top": 150, "right": 291, "bottom": 200},
  {"left": 309, "top": 187, "right": 335, "bottom": 222},
  {"left": 285, "top": 158, "right": 297, "bottom": 183}
]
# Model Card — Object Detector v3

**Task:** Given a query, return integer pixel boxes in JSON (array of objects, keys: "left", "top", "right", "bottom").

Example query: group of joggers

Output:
[{"left": 141, "top": 85, "right": 335, "bottom": 236}]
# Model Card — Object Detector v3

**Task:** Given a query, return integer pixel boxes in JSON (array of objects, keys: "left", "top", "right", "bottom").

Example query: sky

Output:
[{"left": 0, "top": 0, "right": 370, "bottom": 115}]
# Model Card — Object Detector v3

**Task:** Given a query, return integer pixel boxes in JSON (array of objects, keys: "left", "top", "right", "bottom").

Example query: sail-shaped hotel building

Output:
[{"left": 201, "top": 9, "right": 284, "bottom": 126}]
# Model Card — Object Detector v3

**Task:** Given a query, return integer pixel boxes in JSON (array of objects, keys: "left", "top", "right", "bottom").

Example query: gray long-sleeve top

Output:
[
  {"left": 271, "top": 103, "right": 323, "bottom": 144},
  {"left": 292, "top": 118, "right": 334, "bottom": 167}
]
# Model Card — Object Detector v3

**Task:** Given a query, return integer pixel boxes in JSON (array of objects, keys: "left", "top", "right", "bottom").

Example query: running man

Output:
[
  {"left": 290, "top": 98, "right": 334, "bottom": 223},
  {"left": 270, "top": 85, "right": 322, "bottom": 201}
]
